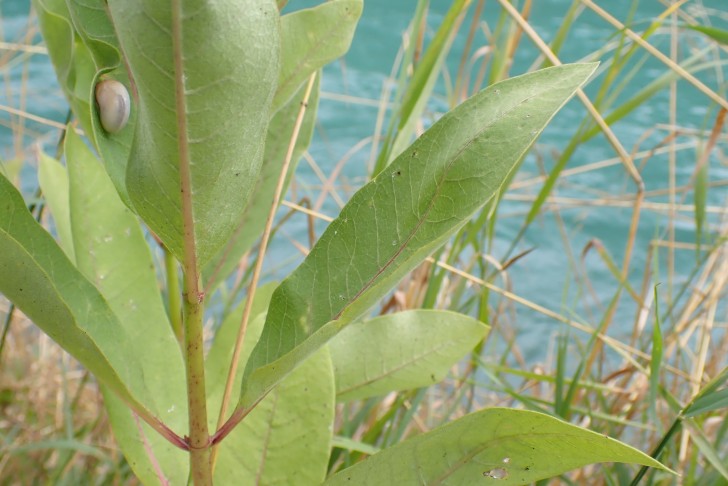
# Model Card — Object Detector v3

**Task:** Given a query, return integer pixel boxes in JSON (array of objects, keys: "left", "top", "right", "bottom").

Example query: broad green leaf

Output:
[
  {"left": 202, "top": 76, "right": 320, "bottom": 291},
  {"left": 204, "top": 285, "right": 334, "bottom": 485},
  {"left": 108, "top": 0, "right": 280, "bottom": 267},
  {"left": 33, "top": 0, "right": 136, "bottom": 204},
  {"left": 324, "top": 408, "right": 670, "bottom": 485},
  {"left": 0, "top": 172, "right": 159, "bottom": 427},
  {"left": 64, "top": 130, "right": 188, "bottom": 484},
  {"left": 238, "top": 63, "right": 599, "bottom": 412},
  {"left": 274, "top": 0, "right": 362, "bottom": 112},
  {"left": 331, "top": 310, "right": 488, "bottom": 401},
  {"left": 37, "top": 152, "right": 74, "bottom": 261}
]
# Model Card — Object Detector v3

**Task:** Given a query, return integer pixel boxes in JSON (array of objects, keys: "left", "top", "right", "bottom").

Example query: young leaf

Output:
[
  {"left": 324, "top": 408, "right": 671, "bottom": 484},
  {"left": 237, "top": 63, "right": 599, "bottom": 413},
  {"left": 64, "top": 130, "right": 188, "bottom": 482},
  {"left": 274, "top": 0, "right": 362, "bottom": 112},
  {"left": 108, "top": 0, "right": 280, "bottom": 267},
  {"left": 331, "top": 310, "right": 488, "bottom": 401}
]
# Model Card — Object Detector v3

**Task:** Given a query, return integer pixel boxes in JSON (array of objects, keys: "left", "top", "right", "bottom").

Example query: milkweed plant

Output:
[{"left": 0, "top": 0, "right": 673, "bottom": 484}]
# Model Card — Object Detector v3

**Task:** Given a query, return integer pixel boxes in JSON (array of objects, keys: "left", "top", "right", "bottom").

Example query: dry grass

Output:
[{"left": 0, "top": 301, "right": 134, "bottom": 484}]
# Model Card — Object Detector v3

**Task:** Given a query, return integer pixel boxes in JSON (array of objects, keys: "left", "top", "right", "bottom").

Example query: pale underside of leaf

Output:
[
  {"left": 109, "top": 0, "right": 281, "bottom": 267},
  {"left": 0, "top": 173, "right": 158, "bottom": 423}
]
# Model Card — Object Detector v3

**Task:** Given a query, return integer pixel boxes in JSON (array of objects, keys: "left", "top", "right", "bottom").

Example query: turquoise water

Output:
[{"left": 1, "top": 1, "right": 726, "bottom": 361}]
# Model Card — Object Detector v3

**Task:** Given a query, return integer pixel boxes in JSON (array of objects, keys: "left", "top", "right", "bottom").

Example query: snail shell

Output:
[{"left": 95, "top": 79, "right": 130, "bottom": 134}]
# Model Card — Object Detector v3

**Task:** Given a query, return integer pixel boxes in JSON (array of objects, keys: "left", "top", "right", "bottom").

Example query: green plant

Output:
[{"left": 0, "top": 0, "right": 676, "bottom": 484}]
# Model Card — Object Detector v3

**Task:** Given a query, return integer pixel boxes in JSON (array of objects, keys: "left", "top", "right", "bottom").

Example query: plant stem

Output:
[
  {"left": 183, "top": 278, "right": 212, "bottom": 484},
  {"left": 171, "top": 0, "right": 211, "bottom": 481}
]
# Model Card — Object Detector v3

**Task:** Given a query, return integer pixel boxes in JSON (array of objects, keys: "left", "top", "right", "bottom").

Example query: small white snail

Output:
[{"left": 95, "top": 79, "right": 130, "bottom": 134}]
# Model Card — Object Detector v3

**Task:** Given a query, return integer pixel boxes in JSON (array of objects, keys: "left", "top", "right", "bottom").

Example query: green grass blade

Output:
[
  {"left": 649, "top": 286, "right": 664, "bottom": 423},
  {"left": 374, "top": 0, "right": 470, "bottom": 173}
]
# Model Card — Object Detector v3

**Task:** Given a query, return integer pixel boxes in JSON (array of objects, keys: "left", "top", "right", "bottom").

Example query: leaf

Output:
[
  {"left": 205, "top": 283, "right": 278, "bottom": 406},
  {"left": 684, "top": 417, "right": 728, "bottom": 480},
  {"left": 332, "top": 436, "right": 381, "bottom": 456},
  {"left": 215, "top": 349, "right": 335, "bottom": 485},
  {"left": 37, "top": 152, "right": 74, "bottom": 261},
  {"left": 65, "top": 0, "right": 120, "bottom": 68},
  {"left": 64, "top": 130, "right": 188, "bottom": 484},
  {"left": 324, "top": 408, "right": 671, "bottom": 485},
  {"left": 0, "top": 171, "right": 160, "bottom": 427},
  {"left": 685, "top": 24, "right": 728, "bottom": 45},
  {"left": 237, "top": 63, "right": 598, "bottom": 412},
  {"left": 694, "top": 159, "right": 708, "bottom": 260},
  {"left": 202, "top": 75, "right": 320, "bottom": 290},
  {"left": 274, "top": 0, "right": 362, "bottom": 112},
  {"left": 331, "top": 310, "right": 488, "bottom": 401},
  {"left": 0, "top": 158, "right": 23, "bottom": 183},
  {"left": 649, "top": 286, "right": 663, "bottom": 422},
  {"left": 684, "top": 367, "right": 728, "bottom": 418},
  {"left": 32, "top": 0, "right": 136, "bottom": 204},
  {"left": 108, "top": 0, "right": 281, "bottom": 267},
  {"left": 204, "top": 286, "right": 334, "bottom": 485}
]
